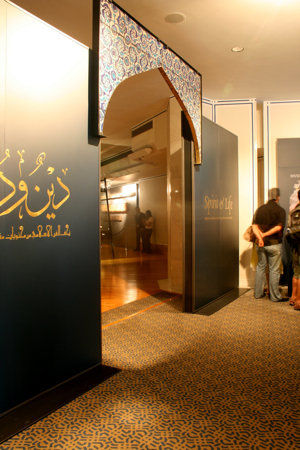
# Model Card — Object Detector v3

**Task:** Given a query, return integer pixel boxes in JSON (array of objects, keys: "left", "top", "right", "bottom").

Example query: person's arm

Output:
[
  {"left": 260, "top": 224, "right": 282, "bottom": 239},
  {"left": 252, "top": 224, "right": 264, "bottom": 247}
]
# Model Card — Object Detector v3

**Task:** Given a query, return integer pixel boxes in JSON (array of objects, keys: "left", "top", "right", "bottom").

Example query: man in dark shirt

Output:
[
  {"left": 252, "top": 188, "right": 286, "bottom": 302},
  {"left": 134, "top": 207, "right": 145, "bottom": 251}
]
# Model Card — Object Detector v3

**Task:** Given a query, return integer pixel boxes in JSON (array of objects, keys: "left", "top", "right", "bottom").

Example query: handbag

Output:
[{"left": 243, "top": 225, "right": 256, "bottom": 243}]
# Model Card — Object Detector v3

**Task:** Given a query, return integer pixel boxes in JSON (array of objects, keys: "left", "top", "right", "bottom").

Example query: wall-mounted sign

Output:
[
  {"left": 101, "top": 203, "right": 127, "bottom": 213},
  {"left": 101, "top": 213, "right": 122, "bottom": 222}
]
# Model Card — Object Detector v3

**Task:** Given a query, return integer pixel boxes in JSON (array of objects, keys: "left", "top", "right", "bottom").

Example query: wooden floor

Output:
[{"left": 101, "top": 245, "right": 168, "bottom": 312}]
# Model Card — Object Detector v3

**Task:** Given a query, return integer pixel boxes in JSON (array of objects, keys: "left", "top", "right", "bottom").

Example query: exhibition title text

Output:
[
  {"left": 205, "top": 195, "right": 233, "bottom": 217},
  {"left": 0, "top": 149, "right": 71, "bottom": 240}
]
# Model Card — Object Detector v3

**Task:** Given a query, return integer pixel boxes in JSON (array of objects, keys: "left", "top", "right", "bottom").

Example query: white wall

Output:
[
  {"left": 257, "top": 157, "right": 264, "bottom": 207},
  {"left": 202, "top": 98, "right": 213, "bottom": 122},
  {"left": 0, "top": 1, "right": 4, "bottom": 153},
  {"left": 263, "top": 101, "right": 300, "bottom": 200}
]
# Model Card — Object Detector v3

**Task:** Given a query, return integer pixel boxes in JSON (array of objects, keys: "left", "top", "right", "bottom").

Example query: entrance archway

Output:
[
  {"left": 100, "top": 69, "right": 171, "bottom": 311},
  {"left": 97, "top": 0, "right": 202, "bottom": 313}
]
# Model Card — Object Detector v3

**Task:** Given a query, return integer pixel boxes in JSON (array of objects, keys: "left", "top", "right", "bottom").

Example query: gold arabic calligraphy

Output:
[
  {"left": 0, "top": 224, "right": 71, "bottom": 240},
  {"left": 0, "top": 149, "right": 10, "bottom": 165},
  {"left": 0, "top": 150, "right": 70, "bottom": 219}
]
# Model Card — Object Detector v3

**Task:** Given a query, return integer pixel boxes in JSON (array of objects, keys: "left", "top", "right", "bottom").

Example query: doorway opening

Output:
[{"left": 100, "top": 69, "right": 173, "bottom": 312}]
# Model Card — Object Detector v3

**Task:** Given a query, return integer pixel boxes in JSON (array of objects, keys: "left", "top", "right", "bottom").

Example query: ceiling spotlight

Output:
[
  {"left": 165, "top": 13, "right": 186, "bottom": 23},
  {"left": 231, "top": 47, "right": 244, "bottom": 52}
]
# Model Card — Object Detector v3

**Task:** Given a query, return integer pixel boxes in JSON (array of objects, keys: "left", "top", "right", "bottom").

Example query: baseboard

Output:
[
  {"left": 195, "top": 288, "right": 249, "bottom": 316},
  {"left": 158, "top": 278, "right": 182, "bottom": 294},
  {"left": 151, "top": 243, "right": 168, "bottom": 254},
  {"left": 239, "top": 278, "right": 255, "bottom": 288},
  {"left": 0, "top": 364, "right": 119, "bottom": 444}
]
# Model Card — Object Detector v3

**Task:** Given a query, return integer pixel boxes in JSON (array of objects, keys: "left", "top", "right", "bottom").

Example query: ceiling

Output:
[
  {"left": 11, "top": 0, "right": 300, "bottom": 184},
  {"left": 12, "top": 0, "right": 300, "bottom": 102},
  {"left": 115, "top": 0, "right": 300, "bottom": 103}
]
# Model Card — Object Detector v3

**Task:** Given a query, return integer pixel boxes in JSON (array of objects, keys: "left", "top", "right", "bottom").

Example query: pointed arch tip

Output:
[
  {"left": 194, "top": 152, "right": 202, "bottom": 165},
  {"left": 98, "top": 0, "right": 202, "bottom": 164},
  {"left": 193, "top": 141, "right": 202, "bottom": 165}
]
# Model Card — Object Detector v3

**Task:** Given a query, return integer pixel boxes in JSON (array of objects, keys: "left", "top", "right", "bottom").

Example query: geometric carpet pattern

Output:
[
  {"left": 101, "top": 291, "right": 178, "bottom": 327},
  {"left": 1, "top": 289, "right": 300, "bottom": 449}
]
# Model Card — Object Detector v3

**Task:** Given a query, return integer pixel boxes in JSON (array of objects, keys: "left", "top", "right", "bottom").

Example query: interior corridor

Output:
[{"left": 101, "top": 245, "right": 168, "bottom": 312}]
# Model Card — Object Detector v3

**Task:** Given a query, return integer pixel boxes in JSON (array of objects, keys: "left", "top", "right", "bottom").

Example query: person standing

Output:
[
  {"left": 252, "top": 187, "right": 286, "bottom": 302},
  {"left": 142, "top": 210, "right": 154, "bottom": 253},
  {"left": 286, "top": 190, "right": 300, "bottom": 310},
  {"left": 134, "top": 207, "right": 145, "bottom": 251}
]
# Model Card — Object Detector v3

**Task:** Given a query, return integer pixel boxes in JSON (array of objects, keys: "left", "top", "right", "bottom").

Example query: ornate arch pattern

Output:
[{"left": 99, "top": 0, "right": 202, "bottom": 162}]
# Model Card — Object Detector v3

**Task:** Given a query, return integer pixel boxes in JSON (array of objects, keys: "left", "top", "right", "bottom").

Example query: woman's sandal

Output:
[
  {"left": 290, "top": 298, "right": 296, "bottom": 306},
  {"left": 294, "top": 302, "right": 300, "bottom": 311}
]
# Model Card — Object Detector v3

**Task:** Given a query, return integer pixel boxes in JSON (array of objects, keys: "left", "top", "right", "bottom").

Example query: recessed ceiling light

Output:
[
  {"left": 165, "top": 13, "right": 186, "bottom": 23},
  {"left": 231, "top": 47, "right": 244, "bottom": 52}
]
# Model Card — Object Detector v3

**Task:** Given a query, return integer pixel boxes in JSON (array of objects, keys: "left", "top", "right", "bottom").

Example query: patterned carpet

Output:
[{"left": 1, "top": 289, "right": 300, "bottom": 449}]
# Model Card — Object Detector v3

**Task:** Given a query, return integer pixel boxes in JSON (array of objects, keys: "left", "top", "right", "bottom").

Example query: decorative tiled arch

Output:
[{"left": 99, "top": 0, "right": 202, "bottom": 162}]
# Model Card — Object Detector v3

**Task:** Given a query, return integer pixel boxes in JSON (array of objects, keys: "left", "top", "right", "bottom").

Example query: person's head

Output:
[
  {"left": 146, "top": 210, "right": 152, "bottom": 218},
  {"left": 135, "top": 207, "right": 140, "bottom": 214},
  {"left": 298, "top": 190, "right": 300, "bottom": 201},
  {"left": 268, "top": 188, "right": 280, "bottom": 202}
]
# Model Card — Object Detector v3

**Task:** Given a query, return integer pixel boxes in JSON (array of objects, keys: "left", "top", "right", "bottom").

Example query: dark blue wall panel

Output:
[
  {"left": 194, "top": 117, "right": 239, "bottom": 310},
  {"left": 0, "top": 4, "right": 101, "bottom": 415}
]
